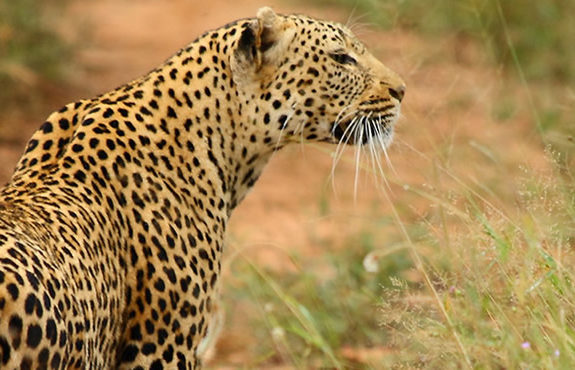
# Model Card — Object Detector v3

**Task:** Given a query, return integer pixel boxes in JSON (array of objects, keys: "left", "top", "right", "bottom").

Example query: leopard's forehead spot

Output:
[{"left": 286, "top": 14, "right": 366, "bottom": 54}]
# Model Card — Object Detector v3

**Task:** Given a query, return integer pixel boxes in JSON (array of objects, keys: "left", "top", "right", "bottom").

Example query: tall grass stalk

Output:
[{"left": 494, "top": 0, "right": 544, "bottom": 138}]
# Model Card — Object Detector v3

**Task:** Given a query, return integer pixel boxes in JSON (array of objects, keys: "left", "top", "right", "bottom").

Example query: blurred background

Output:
[{"left": 1, "top": 0, "right": 574, "bottom": 368}]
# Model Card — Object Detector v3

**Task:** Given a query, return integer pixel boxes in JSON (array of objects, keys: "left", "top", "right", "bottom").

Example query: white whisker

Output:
[
  {"left": 330, "top": 116, "right": 359, "bottom": 191},
  {"left": 333, "top": 116, "right": 357, "bottom": 161},
  {"left": 274, "top": 106, "right": 297, "bottom": 152},
  {"left": 331, "top": 111, "right": 359, "bottom": 170},
  {"left": 376, "top": 114, "right": 398, "bottom": 177},
  {"left": 366, "top": 121, "right": 376, "bottom": 181},
  {"left": 361, "top": 113, "right": 374, "bottom": 189},
  {"left": 331, "top": 107, "right": 357, "bottom": 134},
  {"left": 329, "top": 108, "right": 399, "bottom": 198},
  {"left": 368, "top": 120, "right": 385, "bottom": 188},
  {"left": 374, "top": 120, "right": 390, "bottom": 174},
  {"left": 372, "top": 121, "right": 394, "bottom": 192},
  {"left": 353, "top": 116, "right": 364, "bottom": 202}
]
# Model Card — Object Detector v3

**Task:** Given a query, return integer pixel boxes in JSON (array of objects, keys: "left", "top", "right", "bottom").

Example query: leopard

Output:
[{"left": 0, "top": 7, "right": 405, "bottom": 369}]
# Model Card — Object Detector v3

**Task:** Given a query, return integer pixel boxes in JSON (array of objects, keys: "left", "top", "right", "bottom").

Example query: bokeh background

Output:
[{"left": 1, "top": 0, "right": 574, "bottom": 368}]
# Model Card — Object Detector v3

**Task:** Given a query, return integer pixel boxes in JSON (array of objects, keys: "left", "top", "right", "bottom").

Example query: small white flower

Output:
[
  {"left": 521, "top": 342, "right": 530, "bottom": 349},
  {"left": 363, "top": 252, "right": 380, "bottom": 273},
  {"left": 271, "top": 326, "right": 285, "bottom": 340}
]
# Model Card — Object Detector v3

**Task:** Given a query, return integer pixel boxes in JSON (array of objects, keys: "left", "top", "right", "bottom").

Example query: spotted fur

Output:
[{"left": 0, "top": 7, "right": 404, "bottom": 369}]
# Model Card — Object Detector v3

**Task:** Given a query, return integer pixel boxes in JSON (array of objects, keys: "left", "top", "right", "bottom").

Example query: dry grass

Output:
[
  {"left": 221, "top": 145, "right": 574, "bottom": 368},
  {"left": 377, "top": 150, "right": 575, "bottom": 368}
]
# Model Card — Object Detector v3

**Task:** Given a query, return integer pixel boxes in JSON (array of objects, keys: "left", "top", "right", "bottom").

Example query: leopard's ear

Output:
[
  {"left": 255, "top": 7, "right": 281, "bottom": 54},
  {"left": 231, "top": 7, "right": 292, "bottom": 85}
]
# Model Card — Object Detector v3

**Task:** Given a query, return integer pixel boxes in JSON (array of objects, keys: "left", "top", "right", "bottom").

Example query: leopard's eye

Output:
[{"left": 329, "top": 52, "right": 357, "bottom": 65}]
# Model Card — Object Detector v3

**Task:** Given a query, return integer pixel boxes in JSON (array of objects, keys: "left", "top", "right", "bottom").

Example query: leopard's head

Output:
[{"left": 231, "top": 7, "right": 405, "bottom": 152}]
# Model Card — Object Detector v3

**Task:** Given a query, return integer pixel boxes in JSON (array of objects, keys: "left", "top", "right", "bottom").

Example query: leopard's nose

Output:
[{"left": 389, "top": 85, "right": 406, "bottom": 102}]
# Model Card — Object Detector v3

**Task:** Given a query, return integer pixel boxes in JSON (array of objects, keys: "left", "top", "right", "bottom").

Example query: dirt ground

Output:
[{"left": 0, "top": 0, "right": 547, "bottom": 367}]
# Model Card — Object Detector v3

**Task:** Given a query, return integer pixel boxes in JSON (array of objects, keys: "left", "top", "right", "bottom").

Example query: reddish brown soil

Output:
[{"left": 0, "top": 0, "right": 547, "bottom": 367}]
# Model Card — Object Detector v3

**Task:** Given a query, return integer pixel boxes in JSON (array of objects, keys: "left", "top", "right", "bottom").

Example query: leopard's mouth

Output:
[{"left": 331, "top": 112, "right": 397, "bottom": 147}]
